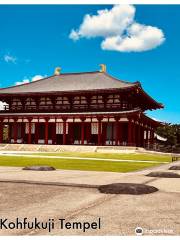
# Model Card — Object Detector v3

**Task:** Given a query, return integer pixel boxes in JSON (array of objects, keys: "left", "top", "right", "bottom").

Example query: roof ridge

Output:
[{"left": 59, "top": 71, "right": 100, "bottom": 75}]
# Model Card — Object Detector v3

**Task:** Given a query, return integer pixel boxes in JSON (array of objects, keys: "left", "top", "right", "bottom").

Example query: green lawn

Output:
[
  {"left": 0, "top": 152, "right": 171, "bottom": 173},
  {"left": 30, "top": 152, "right": 171, "bottom": 162}
]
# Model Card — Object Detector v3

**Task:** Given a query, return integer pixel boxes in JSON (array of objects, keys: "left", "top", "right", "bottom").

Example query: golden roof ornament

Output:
[
  {"left": 99, "top": 64, "right": 107, "bottom": 73},
  {"left": 54, "top": 67, "right": 61, "bottom": 75}
]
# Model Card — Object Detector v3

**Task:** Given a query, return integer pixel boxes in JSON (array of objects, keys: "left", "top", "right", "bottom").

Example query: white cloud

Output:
[
  {"left": 15, "top": 79, "right": 30, "bottom": 86},
  {"left": 4, "top": 54, "right": 17, "bottom": 63},
  {"left": 32, "top": 75, "right": 46, "bottom": 82},
  {"left": 69, "top": 29, "right": 80, "bottom": 41},
  {"left": 15, "top": 75, "right": 46, "bottom": 86},
  {"left": 70, "top": 5, "right": 135, "bottom": 40},
  {"left": 69, "top": 5, "right": 165, "bottom": 52}
]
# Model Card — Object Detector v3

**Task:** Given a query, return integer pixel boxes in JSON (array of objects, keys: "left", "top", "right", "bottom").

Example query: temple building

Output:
[{"left": 0, "top": 65, "right": 163, "bottom": 147}]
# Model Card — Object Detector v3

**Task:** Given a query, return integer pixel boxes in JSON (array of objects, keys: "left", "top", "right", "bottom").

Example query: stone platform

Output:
[{"left": 0, "top": 143, "right": 175, "bottom": 155}]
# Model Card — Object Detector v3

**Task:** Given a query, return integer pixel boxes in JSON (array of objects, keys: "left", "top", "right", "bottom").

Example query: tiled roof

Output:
[{"left": 0, "top": 71, "right": 138, "bottom": 94}]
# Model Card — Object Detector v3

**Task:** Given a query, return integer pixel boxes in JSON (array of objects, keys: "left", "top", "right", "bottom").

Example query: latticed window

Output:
[
  {"left": 107, "top": 94, "right": 120, "bottom": 104},
  {"left": 25, "top": 97, "right": 36, "bottom": 110},
  {"left": 90, "top": 95, "right": 104, "bottom": 109},
  {"left": 55, "top": 97, "right": 70, "bottom": 110},
  {"left": 73, "top": 96, "right": 87, "bottom": 109},
  {"left": 106, "top": 94, "right": 121, "bottom": 109},
  {"left": 39, "top": 97, "right": 53, "bottom": 109},
  {"left": 74, "top": 96, "right": 87, "bottom": 105},
  {"left": 11, "top": 98, "right": 22, "bottom": 110},
  {"left": 91, "top": 95, "right": 103, "bottom": 104}
]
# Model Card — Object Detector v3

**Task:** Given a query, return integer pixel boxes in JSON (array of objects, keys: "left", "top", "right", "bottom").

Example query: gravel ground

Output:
[
  {"left": 0, "top": 161, "right": 179, "bottom": 236},
  {"left": 0, "top": 181, "right": 179, "bottom": 236}
]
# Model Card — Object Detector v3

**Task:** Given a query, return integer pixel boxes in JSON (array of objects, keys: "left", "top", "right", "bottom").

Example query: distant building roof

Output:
[
  {"left": 154, "top": 133, "right": 167, "bottom": 141},
  {"left": 0, "top": 71, "right": 138, "bottom": 94}
]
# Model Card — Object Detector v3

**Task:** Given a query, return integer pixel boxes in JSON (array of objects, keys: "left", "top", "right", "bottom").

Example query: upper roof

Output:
[{"left": 0, "top": 71, "right": 138, "bottom": 94}]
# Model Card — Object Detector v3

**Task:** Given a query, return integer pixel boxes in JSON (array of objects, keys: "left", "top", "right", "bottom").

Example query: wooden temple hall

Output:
[{"left": 0, "top": 65, "right": 163, "bottom": 147}]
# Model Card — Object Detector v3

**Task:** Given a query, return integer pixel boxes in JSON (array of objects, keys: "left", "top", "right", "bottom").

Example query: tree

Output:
[{"left": 156, "top": 124, "right": 179, "bottom": 146}]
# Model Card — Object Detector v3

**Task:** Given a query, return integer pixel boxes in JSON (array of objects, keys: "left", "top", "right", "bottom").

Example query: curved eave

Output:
[
  {"left": 0, "top": 85, "right": 138, "bottom": 97},
  {"left": 137, "top": 82, "right": 164, "bottom": 110},
  {"left": 141, "top": 112, "right": 163, "bottom": 127},
  {"left": 104, "top": 72, "right": 139, "bottom": 87}
]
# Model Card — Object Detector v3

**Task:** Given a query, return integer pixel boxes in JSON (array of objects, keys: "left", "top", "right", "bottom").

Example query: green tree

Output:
[{"left": 156, "top": 124, "right": 179, "bottom": 146}]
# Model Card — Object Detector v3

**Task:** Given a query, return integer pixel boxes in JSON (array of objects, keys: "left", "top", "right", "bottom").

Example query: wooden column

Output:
[
  {"left": 98, "top": 118, "right": 102, "bottom": 146},
  {"left": 142, "top": 126, "right": 146, "bottom": 148},
  {"left": 146, "top": 128, "right": 149, "bottom": 147},
  {"left": 0, "top": 119, "right": 3, "bottom": 143},
  {"left": 45, "top": 118, "right": 49, "bottom": 145},
  {"left": 81, "top": 118, "right": 85, "bottom": 145},
  {"left": 102, "top": 123, "right": 107, "bottom": 146},
  {"left": 86, "top": 123, "right": 91, "bottom": 144},
  {"left": 150, "top": 128, "right": 154, "bottom": 145},
  {"left": 35, "top": 121, "right": 39, "bottom": 144},
  {"left": 119, "top": 122, "right": 123, "bottom": 145},
  {"left": 13, "top": 119, "right": 18, "bottom": 144},
  {"left": 69, "top": 122, "right": 73, "bottom": 144},
  {"left": 52, "top": 121, "right": 56, "bottom": 145},
  {"left": 128, "top": 118, "right": 132, "bottom": 146},
  {"left": 8, "top": 122, "right": 11, "bottom": 143},
  {"left": 63, "top": 118, "right": 67, "bottom": 145},
  {"left": 137, "top": 123, "right": 141, "bottom": 147},
  {"left": 115, "top": 117, "right": 119, "bottom": 146},
  {"left": 21, "top": 123, "right": 25, "bottom": 143},
  {"left": 28, "top": 118, "right": 32, "bottom": 144},
  {"left": 132, "top": 122, "right": 136, "bottom": 146}
]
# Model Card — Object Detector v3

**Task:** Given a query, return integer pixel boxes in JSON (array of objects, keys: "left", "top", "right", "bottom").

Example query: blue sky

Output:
[{"left": 0, "top": 5, "right": 179, "bottom": 124}]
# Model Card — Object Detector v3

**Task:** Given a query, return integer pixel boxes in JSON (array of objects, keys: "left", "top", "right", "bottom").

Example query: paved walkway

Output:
[{"left": 0, "top": 161, "right": 179, "bottom": 235}]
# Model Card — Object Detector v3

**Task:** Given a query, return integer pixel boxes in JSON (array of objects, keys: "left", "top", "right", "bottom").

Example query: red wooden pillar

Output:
[
  {"left": 115, "top": 117, "right": 119, "bottom": 146},
  {"left": 52, "top": 122, "right": 56, "bottom": 145},
  {"left": 63, "top": 118, "right": 67, "bottom": 145},
  {"left": 98, "top": 118, "right": 102, "bottom": 146},
  {"left": 0, "top": 119, "right": 3, "bottom": 143},
  {"left": 21, "top": 123, "right": 25, "bottom": 143},
  {"left": 45, "top": 118, "right": 49, "bottom": 145},
  {"left": 137, "top": 123, "right": 141, "bottom": 147},
  {"left": 81, "top": 118, "right": 85, "bottom": 145},
  {"left": 86, "top": 123, "right": 91, "bottom": 144},
  {"left": 14, "top": 119, "right": 18, "bottom": 144},
  {"left": 146, "top": 128, "right": 149, "bottom": 146},
  {"left": 119, "top": 122, "right": 122, "bottom": 145},
  {"left": 150, "top": 129, "right": 154, "bottom": 145},
  {"left": 142, "top": 125, "right": 146, "bottom": 148},
  {"left": 102, "top": 123, "right": 107, "bottom": 146},
  {"left": 8, "top": 122, "right": 11, "bottom": 143},
  {"left": 132, "top": 122, "right": 136, "bottom": 146},
  {"left": 140, "top": 126, "right": 143, "bottom": 147},
  {"left": 35, "top": 122, "right": 39, "bottom": 144},
  {"left": 128, "top": 118, "right": 132, "bottom": 146},
  {"left": 28, "top": 118, "right": 32, "bottom": 144}
]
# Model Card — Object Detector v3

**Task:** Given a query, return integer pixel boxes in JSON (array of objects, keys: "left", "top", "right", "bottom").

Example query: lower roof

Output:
[{"left": 0, "top": 109, "right": 161, "bottom": 126}]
